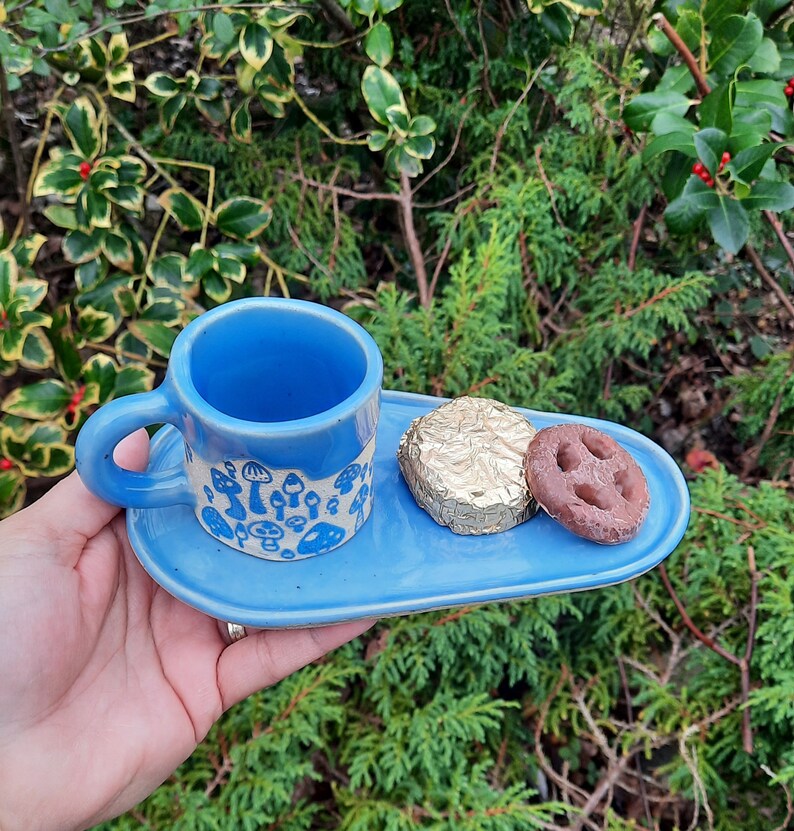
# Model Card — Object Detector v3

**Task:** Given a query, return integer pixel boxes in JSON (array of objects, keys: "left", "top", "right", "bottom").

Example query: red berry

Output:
[
  {"left": 693, "top": 162, "right": 704, "bottom": 175},
  {"left": 721, "top": 152, "right": 731, "bottom": 163},
  {"left": 705, "top": 177, "right": 714, "bottom": 188},
  {"left": 699, "top": 169, "right": 710, "bottom": 181},
  {"left": 0, "top": 458, "right": 13, "bottom": 471},
  {"left": 66, "top": 403, "right": 77, "bottom": 415},
  {"left": 786, "top": 86, "right": 794, "bottom": 97},
  {"left": 79, "top": 161, "right": 92, "bottom": 179},
  {"left": 789, "top": 77, "right": 794, "bottom": 86}
]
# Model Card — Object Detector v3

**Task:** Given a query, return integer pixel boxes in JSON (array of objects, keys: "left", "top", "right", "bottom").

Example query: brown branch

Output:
[
  {"left": 414, "top": 102, "right": 475, "bottom": 192},
  {"left": 618, "top": 657, "right": 653, "bottom": 829},
  {"left": 317, "top": 0, "right": 356, "bottom": 37},
  {"left": 534, "top": 145, "right": 571, "bottom": 241},
  {"left": 399, "top": 170, "right": 431, "bottom": 308},
  {"left": 289, "top": 172, "right": 400, "bottom": 203},
  {"left": 762, "top": 210, "right": 794, "bottom": 286},
  {"left": 659, "top": 565, "right": 741, "bottom": 666},
  {"left": 0, "top": 56, "right": 30, "bottom": 235},
  {"left": 740, "top": 546, "right": 759, "bottom": 754},
  {"left": 745, "top": 243, "right": 794, "bottom": 323},
  {"left": 627, "top": 204, "right": 647, "bottom": 271},
  {"left": 653, "top": 14, "right": 710, "bottom": 97}
]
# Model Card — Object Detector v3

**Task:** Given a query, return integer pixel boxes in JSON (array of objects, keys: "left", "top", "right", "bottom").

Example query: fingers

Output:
[
  {"left": 34, "top": 429, "right": 150, "bottom": 548},
  {"left": 217, "top": 619, "right": 376, "bottom": 710}
]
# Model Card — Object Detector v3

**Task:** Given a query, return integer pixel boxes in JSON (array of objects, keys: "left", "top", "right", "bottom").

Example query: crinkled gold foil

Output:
[{"left": 396, "top": 396, "right": 538, "bottom": 535}]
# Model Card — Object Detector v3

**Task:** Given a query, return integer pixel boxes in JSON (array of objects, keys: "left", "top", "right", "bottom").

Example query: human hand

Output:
[{"left": 0, "top": 430, "right": 373, "bottom": 831}]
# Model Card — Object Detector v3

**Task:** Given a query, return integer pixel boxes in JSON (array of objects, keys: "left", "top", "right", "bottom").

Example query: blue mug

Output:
[{"left": 76, "top": 298, "right": 383, "bottom": 561}]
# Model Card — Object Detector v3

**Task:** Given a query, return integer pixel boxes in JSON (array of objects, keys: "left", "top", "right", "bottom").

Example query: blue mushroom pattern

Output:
[{"left": 192, "top": 441, "right": 375, "bottom": 558}]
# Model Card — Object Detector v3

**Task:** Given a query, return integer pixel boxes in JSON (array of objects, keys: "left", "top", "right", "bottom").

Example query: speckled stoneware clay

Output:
[
  {"left": 185, "top": 441, "right": 375, "bottom": 561},
  {"left": 397, "top": 396, "right": 538, "bottom": 535},
  {"left": 524, "top": 423, "right": 650, "bottom": 544}
]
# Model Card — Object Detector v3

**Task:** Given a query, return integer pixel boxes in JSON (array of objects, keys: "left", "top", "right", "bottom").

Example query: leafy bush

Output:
[{"left": 1, "top": 0, "right": 793, "bottom": 827}]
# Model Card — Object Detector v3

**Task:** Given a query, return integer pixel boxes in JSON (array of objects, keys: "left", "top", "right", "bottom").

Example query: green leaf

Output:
[
  {"left": 539, "top": 4, "right": 573, "bottom": 45},
  {"left": 107, "top": 62, "right": 136, "bottom": 103},
  {"left": 216, "top": 255, "right": 246, "bottom": 283},
  {"left": 708, "top": 13, "right": 763, "bottom": 78},
  {"left": 409, "top": 115, "right": 436, "bottom": 136},
  {"left": 665, "top": 178, "right": 720, "bottom": 233},
  {"left": 62, "top": 229, "right": 103, "bottom": 263},
  {"left": 730, "top": 108, "right": 773, "bottom": 152},
  {"left": 231, "top": 99, "right": 252, "bottom": 143},
  {"left": 0, "top": 251, "right": 18, "bottom": 308},
  {"left": 114, "top": 364, "right": 155, "bottom": 397},
  {"left": 215, "top": 197, "right": 272, "bottom": 240},
  {"left": 158, "top": 187, "right": 205, "bottom": 231},
  {"left": 404, "top": 134, "right": 435, "bottom": 160},
  {"left": 77, "top": 306, "right": 118, "bottom": 343},
  {"left": 707, "top": 196, "right": 749, "bottom": 254},
  {"left": 650, "top": 112, "right": 696, "bottom": 136},
  {"left": 11, "top": 233, "right": 46, "bottom": 267},
  {"left": 693, "top": 128, "right": 728, "bottom": 178},
  {"left": 361, "top": 65, "right": 406, "bottom": 126},
  {"left": 201, "top": 271, "right": 232, "bottom": 303},
  {"left": 143, "top": 71, "right": 180, "bottom": 99},
  {"left": 20, "top": 328, "right": 54, "bottom": 370},
  {"left": 108, "top": 31, "right": 129, "bottom": 63},
  {"left": 148, "top": 253, "right": 188, "bottom": 287},
  {"left": 102, "top": 230, "right": 135, "bottom": 271},
  {"left": 212, "top": 11, "right": 236, "bottom": 44},
  {"left": 195, "top": 96, "right": 230, "bottom": 125},
  {"left": 75, "top": 257, "right": 107, "bottom": 291},
  {"left": 643, "top": 131, "right": 697, "bottom": 161},
  {"left": 127, "top": 320, "right": 178, "bottom": 358},
  {"left": 0, "top": 469, "right": 25, "bottom": 517},
  {"left": 724, "top": 144, "right": 776, "bottom": 185},
  {"left": 656, "top": 64, "right": 695, "bottom": 94},
  {"left": 43, "top": 205, "right": 79, "bottom": 230},
  {"left": 115, "top": 330, "right": 152, "bottom": 364},
  {"left": 748, "top": 37, "right": 780, "bottom": 73},
  {"left": 378, "top": 0, "right": 404, "bottom": 10},
  {"left": 353, "top": 0, "right": 376, "bottom": 13},
  {"left": 367, "top": 130, "right": 389, "bottom": 152},
  {"left": 699, "top": 81, "right": 734, "bottom": 135},
  {"left": 62, "top": 96, "right": 101, "bottom": 160},
  {"left": 623, "top": 91, "right": 693, "bottom": 132},
  {"left": 33, "top": 158, "right": 84, "bottom": 198},
  {"left": 161, "top": 93, "right": 188, "bottom": 133},
  {"left": 185, "top": 247, "right": 215, "bottom": 281},
  {"left": 739, "top": 181, "right": 794, "bottom": 212},
  {"left": 365, "top": 22, "right": 393, "bottom": 67},
  {"left": 385, "top": 104, "right": 409, "bottom": 133},
  {"left": 2, "top": 379, "right": 71, "bottom": 419},
  {"left": 556, "top": 0, "right": 604, "bottom": 15},
  {"left": 240, "top": 22, "right": 273, "bottom": 72},
  {"left": 734, "top": 79, "right": 793, "bottom": 135}
]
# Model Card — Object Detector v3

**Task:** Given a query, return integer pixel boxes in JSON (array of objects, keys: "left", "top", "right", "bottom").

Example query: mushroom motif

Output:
[
  {"left": 349, "top": 483, "right": 370, "bottom": 531},
  {"left": 242, "top": 461, "right": 272, "bottom": 514},
  {"left": 281, "top": 549, "right": 296, "bottom": 560},
  {"left": 248, "top": 520, "right": 285, "bottom": 552},
  {"left": 201, "top": 506, "right": 234, "bottom": 540},
  {"left": 211, "top": 467, "right": 247, "bottom": 520},
  {"left": 304, "top": 490, "right": 321, "bottom": 520},
  {"left": 270, "top": 489, "right": 286, "bottom": 521},
  {"left": 203, "top": 485, "right": 214, "bottom": 503},
  {"left": 234, "top": 522, "right": 249, "bottom": 548},
  {"left": 286, "top": 515, "right": 307, "bottom": 533},
  {"left": 283, "top": 472, "right": 305, "bottom": 508},
  {"left": 297, "top": 522, "right": 346, "bottom": 555},
  {"left": 334, "top": 463, "right": 361, "bottom": 495},
  {"left": 224, "top": 460, "right": 237, "bottom": 479},
  {"left": 360, "top": 462, "right": 368, "bottom": 482},
  {"left": 326, "top": 497, "right": 339, "bottom": 515}
]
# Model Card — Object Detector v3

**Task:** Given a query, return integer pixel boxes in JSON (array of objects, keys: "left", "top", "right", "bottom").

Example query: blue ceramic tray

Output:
[{"left": 128, "top": 390, "right": 690, "bottom": 627}]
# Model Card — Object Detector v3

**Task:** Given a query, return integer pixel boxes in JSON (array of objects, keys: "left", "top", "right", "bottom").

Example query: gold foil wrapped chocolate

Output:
[{"left": 396, "top": 396, "right": 538, "bottom": 535}]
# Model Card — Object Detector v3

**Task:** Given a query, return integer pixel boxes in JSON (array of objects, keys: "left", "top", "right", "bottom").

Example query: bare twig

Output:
[
  {"left": 399, "top": 170, "right": 431, "bottom": 307},
  {"left": 761, "top": 210, "right": 794, "bottom": 286},
  {"left": 653, "top": 14, "right": 710, "bottom": 97},
  {"left": 628, "top": 204, "right": 648, "bottom": 271},
  {"left": 414, "top": 102, "right": 475, "bottom": 192},
  {"left": 317, "top": 0, "right": 356, "bottom": 36},
  {"left": 489, "top": 60, "right": 549, "bottom": 175},
  {"left": 744, "top": 243, "right": 794, "bottom": 323},
  {"left": 618, "top": 657, "right": 653, "bottom": 829},
  {"left": 761, "top": 764, "right": 794, "bottom": 831}
]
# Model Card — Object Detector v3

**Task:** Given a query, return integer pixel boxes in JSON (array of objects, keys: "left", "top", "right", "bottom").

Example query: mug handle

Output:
[{"left": 75, "top": 386, "right": 194, "bottom": 509}]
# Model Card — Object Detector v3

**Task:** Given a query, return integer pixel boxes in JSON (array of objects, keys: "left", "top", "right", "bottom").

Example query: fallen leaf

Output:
[{"left": 686, "top": 448, "right": 719, "bottom": 474}]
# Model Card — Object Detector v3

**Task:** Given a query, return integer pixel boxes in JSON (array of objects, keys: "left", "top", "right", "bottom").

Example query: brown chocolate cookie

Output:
[{"left": 524, "top": 423, "right": 650, "bottom": 544}]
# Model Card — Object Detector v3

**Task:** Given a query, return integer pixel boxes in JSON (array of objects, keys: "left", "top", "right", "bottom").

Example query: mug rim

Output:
[{"left": 167, "top": 297, "right": 383, "bottom": 436}]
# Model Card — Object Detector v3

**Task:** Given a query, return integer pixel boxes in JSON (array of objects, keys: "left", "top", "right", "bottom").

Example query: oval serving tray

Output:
[{"left": 127, "top": 390, "right": 690, "bottom": 628}]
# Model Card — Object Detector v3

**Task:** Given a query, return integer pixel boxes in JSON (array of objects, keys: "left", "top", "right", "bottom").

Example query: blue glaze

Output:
[
  {"left": 127, "top": 390, "right": 691, "bottom": 628},
  {"left": 74, "top": 298, "right": 383, "bottom": 511}
]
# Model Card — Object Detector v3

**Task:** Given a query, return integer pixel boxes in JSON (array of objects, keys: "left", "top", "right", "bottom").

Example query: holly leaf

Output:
[
  {"left": 693, "top": 128, "right": 728, "bottom": 179},
  {"left": 214, "top": 197, "right": 272, "bottom": 240},
  {"left": 2, "top": 379, "right": 71, "bottom": 419},
  {"left": 623, "top": 90, "right": 693, "bottom": 132},
  {"left": 707, "top": 196, "right": 749, "bottom": 254},
  {"left": 158, "top": 187, "right": 205, "bottom": 231},
  {"left": 739, "top": 181, "right": 794, "bottom": 212},
  {"left": 361, "top": 66, "right": 406, "bottom": 126}
]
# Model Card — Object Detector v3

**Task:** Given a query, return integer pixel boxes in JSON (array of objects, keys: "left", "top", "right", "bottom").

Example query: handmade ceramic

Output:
[
  {"left": 75, "top": 298, "right": 383, "bottom": 560},
  {"left": 126, "top": 390, "right": 691, "bottom": 628}
]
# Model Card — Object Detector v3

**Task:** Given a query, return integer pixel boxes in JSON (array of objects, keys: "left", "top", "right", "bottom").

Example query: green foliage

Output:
[
  {"left": 625, "top": 0, "right": 794, "bottom": 253},
  {"left": 2, "top": 0, "right": 794, "bottom": 827}
]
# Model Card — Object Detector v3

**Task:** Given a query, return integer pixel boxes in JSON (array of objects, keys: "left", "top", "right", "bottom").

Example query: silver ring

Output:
[{"left": 219, "top": 620, "right": 248, "bottom": 645}]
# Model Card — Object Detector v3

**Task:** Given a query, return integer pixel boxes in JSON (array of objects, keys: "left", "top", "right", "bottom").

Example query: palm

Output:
[{"left": 0, "top": 431, "right": 372, "bottom": 831}]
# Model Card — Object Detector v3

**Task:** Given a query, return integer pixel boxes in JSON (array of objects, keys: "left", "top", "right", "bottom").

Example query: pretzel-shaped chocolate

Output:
[{"left": 524, "top": 423, "right": 650, "bottom": 544}]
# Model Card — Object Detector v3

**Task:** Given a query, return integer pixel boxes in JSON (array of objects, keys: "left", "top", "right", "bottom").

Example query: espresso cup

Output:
[{"left": 75, "top": 298, "right": 383, "bottom": 561}]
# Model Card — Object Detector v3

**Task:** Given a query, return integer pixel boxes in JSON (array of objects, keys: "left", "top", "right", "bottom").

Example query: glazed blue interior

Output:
[{"left": 190, "top": 308, "right": 368, "bottom": 422}]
